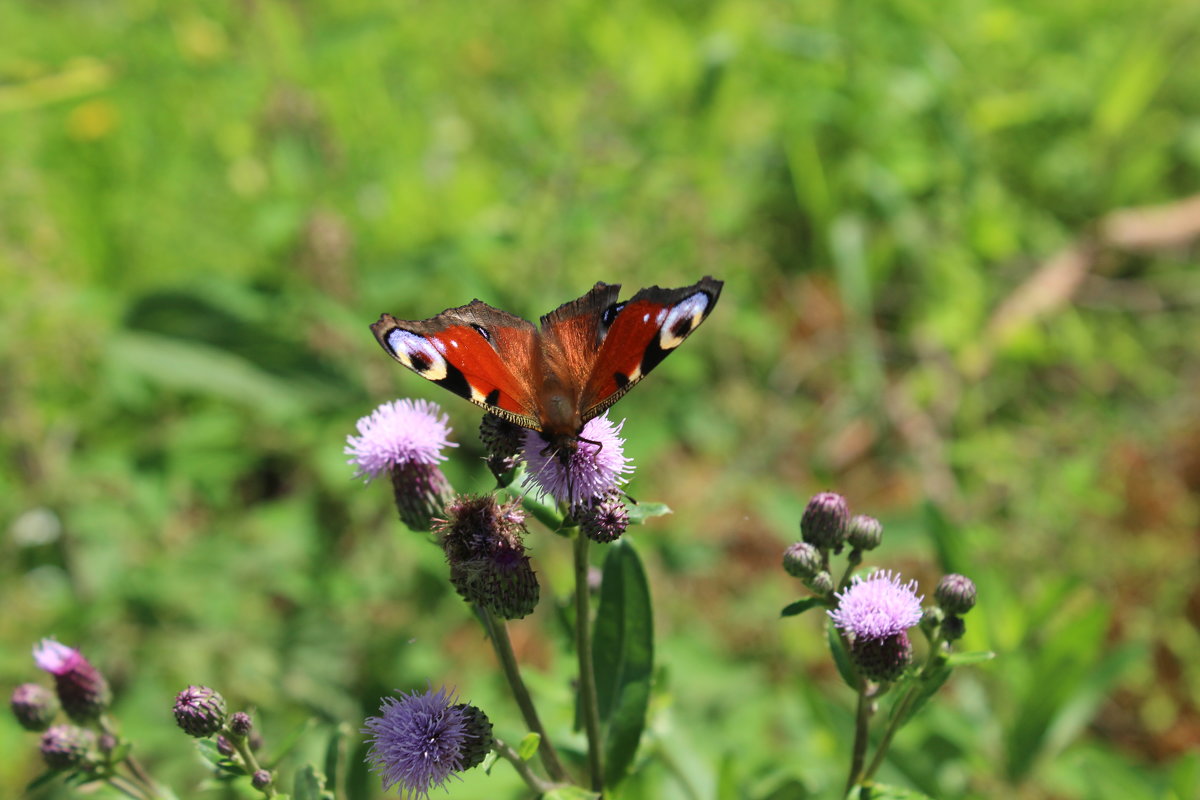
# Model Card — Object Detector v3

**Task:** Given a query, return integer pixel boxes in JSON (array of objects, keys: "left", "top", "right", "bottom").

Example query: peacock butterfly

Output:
[{"left": 371, "top": 277, "right": 723, "bottom": 457}]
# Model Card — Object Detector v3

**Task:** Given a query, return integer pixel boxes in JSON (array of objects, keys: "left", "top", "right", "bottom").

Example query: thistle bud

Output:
[
  {"left": 935, "top": 574, "right": 977, "bottom": 615},
  {"left": 10, "top": 683, "right": 59, "bottom": 731},
  {"left": 577, "top": 492, "right": 629, "bottom": 543},
  {"left": 783, "top": 541, "right": 822, "bottom": 580},
  {"left": 454, "top": 703, "right": 495, "bottom": 770},
  {"left": 33, "top": 640, "right": 111, "bottom": 722},
  {"left": 437, "top": 495, "right": 539, "bottom": 619},
  {"left": 252, "top": 770, "right": 272, "bottom": 790},
  {"left": 173, "top": 685, "right": 227, "bottom": 737},
  {"left": 942, "top": 614, "right": 966, "bottom": 642},
  {"left": 850, "top": 631, "right": 913, "bottom": 682},
  {"left": 391, "top": 462, "right": 453, "bottom": 532},
  {"left": 480, "top": 413, "right": 525, "bottom": 480},
  {"left": 229, "top": 711, "right": 252, "bottom": 737},
  {"left": 40, "top": 724, "right": 96, "bottom": 770},
  {"left": 808, "top": 570, "right": 835, "bottom": 595},
  {"left": 800, "top": 493, "right": 849, "bottom": 551},
  {"left": 846, "top": 515, "right": 883, "bottom": 551}
]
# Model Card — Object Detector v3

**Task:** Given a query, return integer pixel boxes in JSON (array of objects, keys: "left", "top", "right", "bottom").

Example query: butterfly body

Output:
[{"left": 371, "top": 277, "right": 723, "bottom": 457}]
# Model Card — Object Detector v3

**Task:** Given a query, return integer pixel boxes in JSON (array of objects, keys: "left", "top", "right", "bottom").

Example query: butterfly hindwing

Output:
[
  {"left": 578, "top": 276, "right": 723, "bottom": 421},
  {"left": 370, "top": 301, "right": 543, "bottom": 429}
]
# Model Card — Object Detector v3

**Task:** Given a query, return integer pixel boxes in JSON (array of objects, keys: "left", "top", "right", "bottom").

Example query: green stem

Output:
[
  {"left": 229, "top": 730, "right": 276, "bottom": 797},
  {"left": 844, "top": 681, "right": 872, "bottom": 794},
  {"left": 99, "top": 715, "right": 167, "bottom": 800},
  {"left": 483, "top": 608, "right": 570, "bottom": 783},
  {"left": 494, "top": 737, "right": 564, "bottom": 795},
  {"left": 105, "top": 775, "right": 152, "bottom": 800},
  {"left": 574, "top": 530, "right": 604, "bottom": 792},
  {"left": 836, "top": 549, "right": 863, "bottom": 591},
  {"left": 861, "top": 631, "right": 948, "bottom": 782}
]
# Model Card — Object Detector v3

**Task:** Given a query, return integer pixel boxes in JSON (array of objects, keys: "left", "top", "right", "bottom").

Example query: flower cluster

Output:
[
  {"left": 363, "top": 686, "right": 493, "bottom": 799},
  {"left": 783, "top": 493, "right": 980, "bottom": 684}
]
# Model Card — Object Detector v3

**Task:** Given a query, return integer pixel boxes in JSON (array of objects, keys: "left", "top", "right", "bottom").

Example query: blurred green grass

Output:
[{"left": 2, "top": 0, "right": 1199, "bottom": 797}]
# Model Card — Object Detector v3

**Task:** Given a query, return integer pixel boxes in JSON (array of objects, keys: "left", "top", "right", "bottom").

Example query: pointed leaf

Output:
[
  {"left": 544, "top": 788, "right": 601, "bottom": 800},
  {"left": 626, "top": 502, "right": 671, "bottom": 524},
  {"left": 851, "top": 782, "right": 936, "bottom": 799},
  {"left": 592, "top": 538, "right": 654, "bottom": 788},
  {"left": 292, "top": 765, "right": 325, "bottom": 800},
  {"left": 323, "top": 723, "right": 350, "bottom": 794},
  {"left": 827, "top": 621, "right": 858, "bottom": 689},
  {"left": 781, "top": 597, "right": 824, "bottom": 617},
  {"left": 944, "top": 650, "right": 995, "bottom": 666},
  {"left": 517, "top": 732, "right": 541, "bottom": 761}
]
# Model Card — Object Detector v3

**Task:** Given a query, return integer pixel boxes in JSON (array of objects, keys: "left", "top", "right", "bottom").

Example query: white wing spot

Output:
[
  {"left": 659, "top": 292, "right": 710, "bottom": 350},
  {"left": 642, "top": 312, "right": 650, "bottom": 323},
  {"left": 387, "top": 329, "right": 449, "bottom": 381}
]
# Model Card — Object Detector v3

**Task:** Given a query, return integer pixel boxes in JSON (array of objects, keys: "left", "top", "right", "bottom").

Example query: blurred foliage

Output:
[{"left": 2, "top": 0, "right": 1199, "bottom": 797}]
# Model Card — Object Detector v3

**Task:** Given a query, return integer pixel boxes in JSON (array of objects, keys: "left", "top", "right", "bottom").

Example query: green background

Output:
[{"left": 2, "top": 0, "right": 1198, "bottom": 797}]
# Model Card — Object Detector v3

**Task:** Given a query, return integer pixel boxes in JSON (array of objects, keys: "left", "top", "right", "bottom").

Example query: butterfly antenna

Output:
[{"left": 576, "top": 435, "right": 604, "bottom": 453}]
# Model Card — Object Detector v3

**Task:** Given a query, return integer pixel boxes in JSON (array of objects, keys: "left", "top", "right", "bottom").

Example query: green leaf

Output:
[
  {"left": 195, "top": 739, "right": 245, "bottom": 775},
  {"left": 24, "top": 772, "right": 61, "bottom": 792},
  {"left": 625, "top": 502, "right": 671, "bottom": 524},
  {"left": 292, "top": 765, "right": 325, "bottom": 800},
  {"left": 517, "top": 732, "right": 541, "bottom": 761},
  {"left": 827, "top": 620, "right": 858, "bottom": 689},
  {"left": 592, "top": 538, "right": 654, "bottom": 789},
  {"left": 944, "top": 650, "right": 995, "bottom": 666},
  {"left": 544, "top": 787, "right": 602, "bottom": 800},
  {"left": 781, "top": 597, "right": 824, "bottom": 617},
  {"left": 109, "top": 331, "right": 310, "bottom": 419},
  {"left": 850, "top": 782, "right": 937, "bottom": 799},
  {"left": 323, "top": 723, "right": 350, "bottom": 795},
  {"left": 481, "top": 749, "right": 500, "bottom": 774}
]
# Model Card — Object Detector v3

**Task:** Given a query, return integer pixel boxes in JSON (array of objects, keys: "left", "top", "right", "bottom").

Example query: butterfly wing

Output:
[
  {"left": 371, "top": 301, "right": 543, "bottom": 430},
  {"left": 577, "top": 276, "right": 723, "bottom": 421}
]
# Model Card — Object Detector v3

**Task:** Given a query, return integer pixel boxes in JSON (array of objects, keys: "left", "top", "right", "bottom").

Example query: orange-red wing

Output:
[
  {"left": 579, "top": 277, "right": 722, "bottom": 421},
  {"left": 371, "top": 301, "right": 542, "bottom": 430}
]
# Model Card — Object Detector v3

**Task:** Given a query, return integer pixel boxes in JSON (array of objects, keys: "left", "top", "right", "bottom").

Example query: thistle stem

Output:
[
  {"left": 106, "top": 775, "right": 152, "bottom": 800},
  {"left": 844, "top": 675, "right": 871, "bottom": 794},
  {"left": 494, "top": 737, "right": 564, "bottom": 795},
  {"left": 483, "top": 608, "right": 570, "bottom": 783},
  {"left": 99, "top": 715, "right": 167, "bottom": 800},
  {"left": 227, "top": 726, "right": 275, "bottom": 797},
  {"left": 861, "top": 632, "right": 947, "bottom": 781},
  {"left": 574, "top": 529, "right": 604, "bottom": 791}
]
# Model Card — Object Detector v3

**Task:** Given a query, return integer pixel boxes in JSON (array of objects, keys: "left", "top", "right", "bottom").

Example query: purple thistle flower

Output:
[
  {"left": 363, "top": 686, "right": 487, "bottom": 799},
  {"left": 346, "top": 399, "right": 456, "bottom": 480},
  {"left": 522, "top": 413, "right": 632, "bottom": 507},
  {"left": 829, "top": 570, "right": 924, "bottom": 641},
  {"left": 33, "top": 639, "right": 111, "bottom": 722}
]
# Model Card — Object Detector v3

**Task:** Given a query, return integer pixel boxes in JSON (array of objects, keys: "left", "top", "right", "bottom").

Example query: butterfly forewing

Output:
[
  {"left": 578, "top": 277, "right": 723, "bottom": 421},
  {"left": 371, "top": 276, "right": 723, "bottom": 439},
  {"left": 370, "top": 302, "right": 543, "bottom": 429}
]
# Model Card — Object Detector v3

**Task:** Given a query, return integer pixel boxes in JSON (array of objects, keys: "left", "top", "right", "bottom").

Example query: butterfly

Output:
[{"left": 371, "top": 277, "right": 723, "bottom": 458}]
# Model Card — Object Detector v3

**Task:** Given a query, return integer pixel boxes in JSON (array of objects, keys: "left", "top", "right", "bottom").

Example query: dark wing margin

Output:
[
  {"left": 579, "top": 276, "right": 723, "bottom": 421},
  {"left": 370, "top": 301, "right": 543, "bottom": 430}
]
